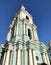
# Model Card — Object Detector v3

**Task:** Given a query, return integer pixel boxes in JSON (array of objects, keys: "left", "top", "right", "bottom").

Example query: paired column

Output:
[
  {"left": 6, "top": 27, "right": 12, "bottom": 41},
  {"left": 2, "top": 52, "right": 6, "bottom": 65},
  {"left": 23, "top": 23, "right": 26, "bottom": 34},
  {"left": 29, "top": 49, "right": 33, "bottom": 65},
  {"left": 9, "top": 50, "right": 12, "bottom": 65},
  {"left": 4, "top": 50, "right": 10, "bottom": 65},
  {"left": 12, "top": 49, "right": 16, "bottom": 65},
  {"left": 46, "top": 53, "right": 50, "bottom": 65},
  {"left": 42, "top": 53, "right": 47, "bottom": 64},
  {"left": 16, "top": 24, "right": 18, "bottom": 35},
  {"left": 26, "top": 50, "right": 28, "bottom": 65},
  {"left": 14, "top": 25, "right": 16, "bottom": 36},
  {"left": 33, "top": 29, "right": 39, "bottom": 41},
  {"left": 23, "top": 49, "right": 27, "bottom": 65},
  {"left": 33, "top": 50, "right": 37, "bottom": 65},
  {"left": 16, "top": 50, "right": 18, "bottom": 65},
  {"left": 17, "top": 49, "right": 21, "bottom": 65},
  {"left": 16, "top": 49, "right": 23, "bottom": 65}
]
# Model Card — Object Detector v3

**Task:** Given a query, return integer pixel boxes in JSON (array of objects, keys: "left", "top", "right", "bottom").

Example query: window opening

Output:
[
  {"left": 28, "top": 29, "right": 32, "bottom": 39},
  {"left": 11, "top": 26, "right": 14, "bottom": 38},
  {"left": 26, "top": 16, "right": 29, "bottom": 20},
  {"left": 36, "top": 56, "right": 39, "bottom": 60}
]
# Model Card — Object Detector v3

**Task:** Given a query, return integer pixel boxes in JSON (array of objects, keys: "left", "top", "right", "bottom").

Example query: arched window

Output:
[
  {"left": 26, "top": 16, "right": 29, "bottom": 20},
  {"left": 11, "top": 27, "right": 14, "bottom": 38},
  {"left": 28, "top": 29, "right": 32, "bottom": 39},
  {"left": 36, "top": 56, "right": 39, "bottom": 61}
]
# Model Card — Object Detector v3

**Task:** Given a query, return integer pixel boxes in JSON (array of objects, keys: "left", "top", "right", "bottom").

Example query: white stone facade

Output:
[{"left": 0, "top": 5, "right": 50, "bottom": 65}]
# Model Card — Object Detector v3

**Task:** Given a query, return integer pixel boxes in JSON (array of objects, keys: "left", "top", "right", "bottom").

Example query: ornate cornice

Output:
[{"left": 41, "top": 42, "right": 48, "bottom": 50}]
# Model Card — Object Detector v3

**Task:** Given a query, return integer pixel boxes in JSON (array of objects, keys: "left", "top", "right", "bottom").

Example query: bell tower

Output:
[
  {"left": 6, "top": 5, "right": 39, "bottom": 42},
  {"left": 1, "top": 5, "right": 50, "bottom": 65}
]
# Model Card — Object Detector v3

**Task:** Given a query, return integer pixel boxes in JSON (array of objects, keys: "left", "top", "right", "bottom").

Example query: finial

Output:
[{"left": 20, "top": 5, "right": 25, "bottom": 10}]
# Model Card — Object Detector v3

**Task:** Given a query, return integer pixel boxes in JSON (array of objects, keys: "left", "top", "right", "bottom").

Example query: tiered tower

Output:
[{"left": 1, "top": 5, "right": 50, "bottom": 65}]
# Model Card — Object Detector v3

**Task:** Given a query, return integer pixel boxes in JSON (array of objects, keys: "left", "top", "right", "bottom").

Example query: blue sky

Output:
[{"left": 0, "top": 0, "right": 51, "bottom": 47}]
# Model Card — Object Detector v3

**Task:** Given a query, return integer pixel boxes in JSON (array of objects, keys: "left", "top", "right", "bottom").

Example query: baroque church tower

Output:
[{"left": 0, "top": 5, "right": 50, "bottom": 65}]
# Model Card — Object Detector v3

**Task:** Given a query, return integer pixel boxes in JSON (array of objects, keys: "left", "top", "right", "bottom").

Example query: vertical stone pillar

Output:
[
  {"left": 16, "top": 50, "right": 18, "bottom": 65},
  {"left": 14, "top": 26, "right": 16, "bottom": 36},
  {"left": 16, "top": 24, "right": 18, "bottom": 35},
  {"left": 42, "top": 53, "right": 47, "bottom": 64},
  {"left": 4, "top": 50, "right": 10, "bottom": 65},
  {"left": 2, "top": 52, "right": 6, "bottom": 65},
  {"left": 17, "top": 49, "right": 21, "bottom": 65},
  {"left": 26, "top": 49, "right": 28, "bottom": 65},
  {"left": 6, "top": 27, "right": 12, "bottom": 41},
  {"left": 46, "top": 53, "right": 50, "bottom": 65},
  {"left": 29, "top": 49, "right": 33, "bottom": 65},
  {"left": 12, "top": 49, "right": 16, "bottom": 65},
  {"left": 33, "top": 50, "right": 37, "bottom": 65},
  {"left": 9, "top": 50, "right": 12, "bottom": 65},
  {"left": 34, "top": 29, "right": 39, "bottom": 41},
  {"left": 23, "top": 23, "right": 25, "bottom": 34},
  {"left": 21, "top": 50, "right": 23, "bottom": 65},
  {"left": 23, "top": 49, "right": 28, "bottom": 65}
]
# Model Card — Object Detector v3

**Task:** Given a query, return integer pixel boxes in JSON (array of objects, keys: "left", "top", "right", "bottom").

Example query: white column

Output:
[
  {"left": 21, "top": 50, "right": 22, "bottom": 65},
  {"left": 4, "top": 50, "right": 10, "bottom": 65},
  {"left": 16, "top": 24, "right": 18, "bottom": 35},
  {"left": 46, "top": 53, "right": 50, "bottom": 65},
  {"left": 6, "top": 28, "right": 12, "bottom": 41},
  {"left": 21, "top": 50, "right": 24, "bottom": 65},
  {"left": 26, "top": 50, "right": 28, "bottom": 65},
  {"left": 34, "top": 29, "right": 39, "bottom": 41},
  {"left": 2, "top": 52, "right": 6, "bottom": 65},
  {"left": 9, "top": 51, "right": 12, "bottom": 65},
  {"left": 16, "top": 50, "right": 18, "bottom": 65},
  {"left": 33, "top": 50, "right": 37, "bottom": 65},
  {"left": 14, "top": 26, "right": 16, "bottom": 36},
  {"left": 42, "top": 53, "right": 47, "bottom": 64},
  {"left": 17, "top": 49, "right": 21, "bottom": 65},
  {"left": 29, "top": 49, "right": 33, "bottom": 65},
  {"left": 23, "top": 23, "right": 25, "bottom": 34}
]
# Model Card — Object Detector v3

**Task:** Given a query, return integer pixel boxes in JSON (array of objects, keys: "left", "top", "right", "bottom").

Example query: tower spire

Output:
[{"left": 20, "top": 5, "right": 25, "bottom": 10}]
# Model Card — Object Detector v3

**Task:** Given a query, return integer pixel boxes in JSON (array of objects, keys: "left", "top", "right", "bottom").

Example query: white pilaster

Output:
[
  {"left": 33, "top": 50, "right": 37, "bottom": 65},
  {"left": 34, "top": 29, "right": 39, "bottom": 41},
  {"left": 14, "top": 26, "right": 16, "bottom": 36},
  {"left": 16, "top": 50, "right": 18, "bottom": 65},
  {"left": 23, "top": 23, "right": 25, "bottom": 34},
  {"left": 26, "top": 50, "right": 28, "bottom": 65},
  {"left": 16, "top": 24, "right": 18, "bottom": 35},
  {"left": 17, "top": 49, "right": 21, "bottom": 65},
  {"left": 9, "top": 51, "right": 12, "bottom": 65},
  {"left": 21, "top": 50, "right": 24, "bottom": 65},
  {"left": 6, "top": 28, "right": 12, "bottom": 41},
  {"left": 4, "top": 50, "right": 10, "bottom": 65},
  {"left": 2, "top": 52, "right": 6, "bottom": 65},
  {"left": 29, "top": 49, "right": 33, "bottom": 65},
  {"left": 46, "top": 53, "right": 50, "bottom": 65},
  {"left": 42, "top": 53, "right": 47, "bottom": 64}
]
